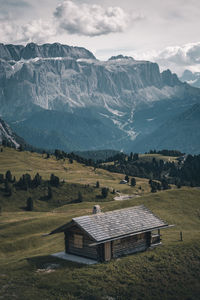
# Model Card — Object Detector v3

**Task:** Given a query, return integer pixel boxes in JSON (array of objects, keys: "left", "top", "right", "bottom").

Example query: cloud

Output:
[
  {"left": 0, "top": 0, "right": 31, "bottom": 8},
  {"left": 0, "top": 19, "right": 56, "bottom": 44},
  {"left": 54, "top": 0, "right": 137, "bottom": 37},
  {"left": 0, "top": 0, "right": 32, "bottom": 21},
  {"left": 152, "top": 42, "right": 200, "bottom": 75}
]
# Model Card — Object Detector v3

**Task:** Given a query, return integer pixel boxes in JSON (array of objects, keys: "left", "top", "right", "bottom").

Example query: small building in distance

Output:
[
  {"left": 119, "top": 180, "right": 128, "bottom": 184},
  {"left": 48, "top": 205, "right": 171, "bottom": 262}
]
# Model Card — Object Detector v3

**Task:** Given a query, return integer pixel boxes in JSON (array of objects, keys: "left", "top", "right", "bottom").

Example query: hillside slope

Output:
[
  {"left": 0, "top": 188, "right": 200, "bottom": 299},
  {"left": 133, "top": 103, "right": 200, "bottom": 154},
  {"left": 0, "top": 117, "right": 24, "bottom": 148}
]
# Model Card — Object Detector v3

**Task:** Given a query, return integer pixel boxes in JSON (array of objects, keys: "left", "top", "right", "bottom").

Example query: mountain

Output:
[
  {"left": 0, "top": 42, "right": 200, "bottom": 153},
  {"left": 133, "top": 103, "right": 200, "bottom": 154},
  {"left": 0, "top": 42, "right": 95, "bottom": 61},
  {"left": 0, "top": 118, "right": 24, "bottom": 148},
  {"left": 180, "top": 70, "right": 200, "bottom": 88}
]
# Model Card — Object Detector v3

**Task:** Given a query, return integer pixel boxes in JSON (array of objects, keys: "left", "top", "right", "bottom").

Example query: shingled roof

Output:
[{"left": 49, "top": 205, "right": 169, "bottom": 243}]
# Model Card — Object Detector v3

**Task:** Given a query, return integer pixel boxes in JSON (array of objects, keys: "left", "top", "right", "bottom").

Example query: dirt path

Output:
[{"left": 114, "top": 193, "right": 140, "bottom": 201}]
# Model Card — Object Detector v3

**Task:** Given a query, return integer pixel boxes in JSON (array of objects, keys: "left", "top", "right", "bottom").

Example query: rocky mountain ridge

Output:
[
  {"left": 0, "top": 43, "right": 200, "bottom": 153},
  {"left": 0, "top": 42, "right": 95, "bottom": 61}
]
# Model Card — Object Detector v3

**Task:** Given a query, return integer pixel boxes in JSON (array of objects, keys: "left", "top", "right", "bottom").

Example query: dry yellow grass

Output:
[{"left": 0, "top": 147, "right": 150, "bottom": 194}]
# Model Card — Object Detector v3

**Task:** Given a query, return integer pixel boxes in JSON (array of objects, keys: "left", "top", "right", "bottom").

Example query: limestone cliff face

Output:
[
  {"left": 0, "top": 44, "right": 183, "bottom": 116},
  {"left": 0, "top": 43, "right": 199, "bottom": 152}
]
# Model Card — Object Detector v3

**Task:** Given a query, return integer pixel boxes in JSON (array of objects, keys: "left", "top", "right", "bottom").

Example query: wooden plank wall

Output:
[
  {"left": 65, "top": 226, "right": 98, "bottom": 260},
  {"left": 113, "top": 233, "right": 148, "bottom": 258}
]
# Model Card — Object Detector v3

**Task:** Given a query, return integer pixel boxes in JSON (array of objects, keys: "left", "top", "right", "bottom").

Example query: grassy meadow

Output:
[
  {"left": 0, "top": 147, "right": 150, "bottom": 195},
  {"left": 0, "top": 147, "right": 200, "bottom": 299}
]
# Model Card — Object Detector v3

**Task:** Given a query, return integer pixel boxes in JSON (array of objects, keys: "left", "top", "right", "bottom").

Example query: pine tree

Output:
[
  {"left": 27, "top": 197, "right": 33, "bottom": 211},
  {"left": 131, "top": 177, "right": 136, "bottom": 187},
  {"left": 50, "top": 174, "right": 60, "bottom": 187},
  {"left": 101, "top": 187, "right": 109, "bottom": 198},
  {"left": 78, "top": 191, "right": 83, "bottom": 202},
  {"left": 5, "top": 170, "right": 12, "bottom": 182},
  {"left": 125, "top": 175, "right": 129, "bottom": 182},
  {"left": 96, "top": 181, "right": 100, "bottom": 188},
  {"left": 47, "top": 186, "right": 52, "bottom": 199},
  {"left": 5, "top": 180, "right": 12, "bottom": 196}
]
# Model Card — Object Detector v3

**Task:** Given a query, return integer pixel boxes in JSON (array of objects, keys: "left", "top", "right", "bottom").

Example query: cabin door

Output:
[{"left": 104, "top": 242, "right": 111, "bottom": 261}]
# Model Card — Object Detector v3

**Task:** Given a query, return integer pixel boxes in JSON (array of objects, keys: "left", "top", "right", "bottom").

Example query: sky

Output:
[{"left": 0, "top": 0, "right": 200, "bottom": 75}]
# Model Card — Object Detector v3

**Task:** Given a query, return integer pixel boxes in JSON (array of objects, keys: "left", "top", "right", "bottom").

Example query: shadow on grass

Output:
[
  {"left": 27, "top": 255, "right": 85, "bottom": 270},
  {"left": 19, "top": 206, "right": 28, "bottom": 210}
]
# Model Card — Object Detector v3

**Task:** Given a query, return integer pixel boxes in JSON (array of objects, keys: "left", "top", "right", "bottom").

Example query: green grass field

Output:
[{"left": 0, "top": 147, "right": 200, "bottom": 299}]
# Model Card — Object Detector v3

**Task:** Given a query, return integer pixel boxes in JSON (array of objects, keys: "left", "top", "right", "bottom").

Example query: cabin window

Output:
[
  {"left": 137, "top": 233, "right": 145, "bottom": 240},
  {"left": 74, "top": 234, "right": 83, "bottom": 248}
]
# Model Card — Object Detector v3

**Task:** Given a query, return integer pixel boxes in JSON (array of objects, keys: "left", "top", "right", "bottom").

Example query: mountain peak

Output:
[
  {"left": 161, "top": 69, "right": 181, "bottom": 86},
  {"left": 108, "top": 54, "right": 134, "bottom": 61}
]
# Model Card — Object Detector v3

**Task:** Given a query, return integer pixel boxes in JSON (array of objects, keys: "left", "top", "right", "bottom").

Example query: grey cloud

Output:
[
  {"left": 0, "top": 0, "right": 33, "bottom": 21},
  {"left": 152, "top": 42, "right": 200, "bottom": 75},
  {"left": 54, "top": 0, "right": 139, "bottom": 37},
  {"left": 0, "top": 0, "right": 31, "bottom": 8},
  {"left": 0, "top": 19, "right": 56, "bottom": 44}
]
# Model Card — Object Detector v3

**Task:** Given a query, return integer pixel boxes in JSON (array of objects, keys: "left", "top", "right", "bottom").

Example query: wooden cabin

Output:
[{"left": 49, "top": 205, "right": 170, "bottom": 262}]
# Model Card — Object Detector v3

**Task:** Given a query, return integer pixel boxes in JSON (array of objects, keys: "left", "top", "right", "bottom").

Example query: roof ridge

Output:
[{"left": 72, "top": 204, "right": 145, "bottom": 221}]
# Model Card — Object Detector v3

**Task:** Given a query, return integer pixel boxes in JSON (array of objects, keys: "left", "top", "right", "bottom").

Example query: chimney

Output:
[{"left": 92, "top": 205, "right": 101, "bottom": 214}]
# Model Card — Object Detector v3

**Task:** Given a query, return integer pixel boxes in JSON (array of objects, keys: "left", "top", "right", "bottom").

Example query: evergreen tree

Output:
[
  {"left": 124, "top": 175, "right": 129, "bottom": 182},
  {"left": 5, "top": 170, "right": 12, "bottom": 182},
  {"left": 18, "top": 144, "right": 24, "bottom": 151},
  {"left": 96, "top": 181, "right": 100, "bottom": 188},
  {"left": 151, "top": 185, "right": 157, "bottom": 193},
  {"left": 78, "top": 191, "right": 83, "bottom": 202},
  {"left": 47, "top": 186, "right": 52, "bottom": 199},
  {"left": 101, "top": 187, "right": 109, "bottom": 198},
  {"left": 5, "top": 180, "right": 12, "bottom": 196},
  {"left": 33, "top": 173, "right": 42, "bottom": 187},
  {"left": 161, "top": 178, "right": 170, "bottom": 190},
  {"left": 133, "top": 153, "right": 139, "bottom": 161},
  {"left": 50, "top": 174, "right": 60, "bottom": 187},
  {"left": 0, "top": 174, "right": 4, "bottom": 183},
  {"left": 131, "top": 177, "right": 136, "bottom": 186},
  {"left": 27, "top": 197, "right": 33, "bottom": 211}
]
